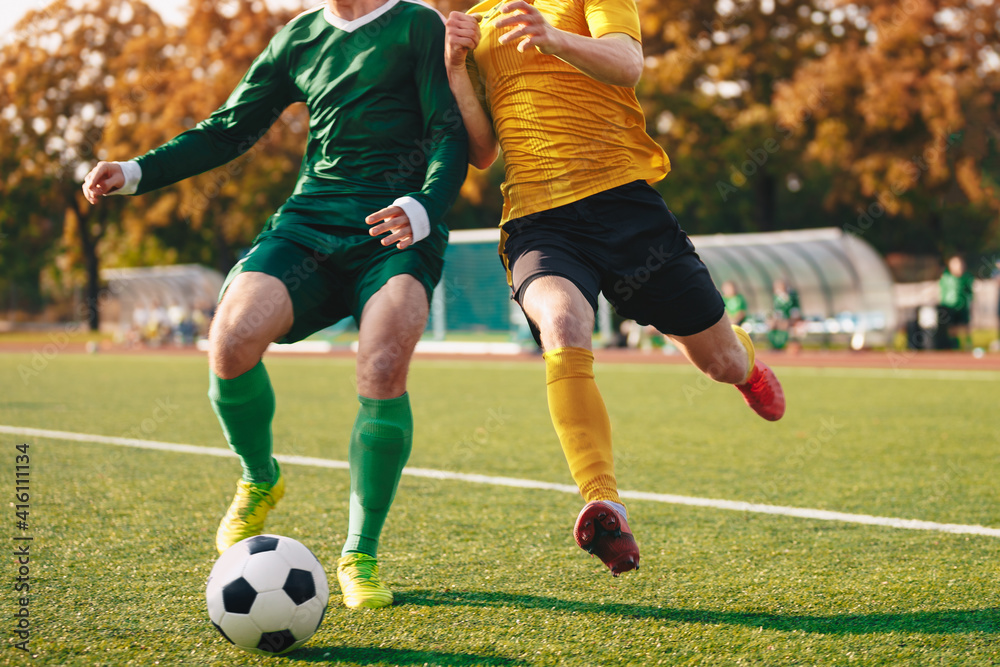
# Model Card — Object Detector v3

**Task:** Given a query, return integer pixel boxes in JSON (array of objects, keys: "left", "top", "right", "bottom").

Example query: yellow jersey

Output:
[{"left": 467, "top": 0, "right": 670, "bottom": 224}]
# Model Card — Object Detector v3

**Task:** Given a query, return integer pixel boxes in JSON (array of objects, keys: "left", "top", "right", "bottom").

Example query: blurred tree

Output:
[
  {"left": 446, "top": 165, "right": 505, "bottom": 229},
  {"left": 0, "top": 0, "right": 309, "bottom": 328},
  {"left": 0, "top": 146, "right": 57, "bottom": 315},
  {"left": 773, "top": 0, "right": 1000, "bottom": 255},
  {"left": 0, "top": 0, "right": 169, "bottom": 328},
  {"left": 637, "top": 0, "right": 868, "bottom": 234},
  {"left": 6, "top": 0, "right": 1000, "bottom": 331},
  {"left": 108, "top": 0, "right": 308, "bottom": 274},
  {"left": 446, "top": 0, "right": 1000, "bottom": 257}
]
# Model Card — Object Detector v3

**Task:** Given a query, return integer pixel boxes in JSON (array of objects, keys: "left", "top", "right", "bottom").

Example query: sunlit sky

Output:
[{"left": 1, "top": 0, "right": 314, "bottom": 39}]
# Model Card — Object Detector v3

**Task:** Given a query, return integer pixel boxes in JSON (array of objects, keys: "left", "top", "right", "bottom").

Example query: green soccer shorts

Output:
[{"left": 219, "top": 227, "right": 446, "bottom": 344}]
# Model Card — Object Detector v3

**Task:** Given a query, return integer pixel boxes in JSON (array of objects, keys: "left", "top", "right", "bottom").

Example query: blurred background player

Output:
[
  {"left": 82, "top": 0, "right": 466, "bottom": 609},
  {"left": 721, "top": 280, "right": 748, "bottom": 327},
  {"left": 768, "top": 279, "right": 801, "bottom": 351},
  {"left": 444, "top": 0, "right": 784, "bottom": 576},
  {"left": 938, "top": 254, "right": 974, "bottom": 350}
]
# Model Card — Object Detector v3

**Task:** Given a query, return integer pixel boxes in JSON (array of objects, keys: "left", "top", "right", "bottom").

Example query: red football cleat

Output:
[
  {"left": 573, "top": 501, "right": 640, "bottom": 576},
  {"left": 737, "top": 359, "right": 785, "bottom": 421}
]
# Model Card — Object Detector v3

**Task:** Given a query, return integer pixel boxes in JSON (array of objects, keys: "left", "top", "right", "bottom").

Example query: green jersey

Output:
[
  {"left": 773, "top": 289, "right": 800, "bottom": 319},
  {"left": 723, "top": 293, "right": 747, "bottom": 321},
  {"left": 939, "top": 269, "right": 974, "bottom": 311},
  {"left": 124, "top": 0, "right": 467, "bottom": 253}
]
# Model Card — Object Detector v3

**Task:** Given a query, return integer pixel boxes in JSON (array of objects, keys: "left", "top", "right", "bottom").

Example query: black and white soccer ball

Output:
[{"left": 206, "top": 535, "right": 329, "bottom": 655}]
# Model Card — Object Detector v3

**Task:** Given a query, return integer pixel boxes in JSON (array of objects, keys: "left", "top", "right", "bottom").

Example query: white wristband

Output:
[
  {"left": 391, "top": 196, "right": 430, "bottom": 244},
  {"left": 111, "top": 160, "right": 142, "bottom": 195}
]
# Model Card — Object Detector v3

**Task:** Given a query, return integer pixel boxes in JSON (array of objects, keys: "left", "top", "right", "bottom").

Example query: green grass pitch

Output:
[{"left": 1, "top": 352, "right": 998, "bottom": 666}]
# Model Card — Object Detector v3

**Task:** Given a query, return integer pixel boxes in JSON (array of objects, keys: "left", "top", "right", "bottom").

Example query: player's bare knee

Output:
[
  {"left": 356, "top": 361, "right": 407, "bottom": 399},
  {"left": 537, "top": 310, "right": 592, "bottom": 350},
  {"left": 209, "top": 346, "right": 251, "bottom": 379},
  {"left": 209, "top": 336, "right": 257, "bottom": 379},
  {"left": 208, "top": 318, "right": 267, "bottom": 379}
]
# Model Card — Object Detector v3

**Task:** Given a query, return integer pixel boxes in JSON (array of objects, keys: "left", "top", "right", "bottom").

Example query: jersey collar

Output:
[{"left": 323, "top": 0, "right": 400, "bottom": 32}]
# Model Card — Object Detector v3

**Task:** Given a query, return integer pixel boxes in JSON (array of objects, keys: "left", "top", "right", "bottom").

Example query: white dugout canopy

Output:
[
  {"left": 438, "top": 226, "right": 897, "bottom": 348},
  {"left": 99, "top": 264, "right": 224, "bottom": 331},
  {"left": 692, "top": 227, "right": 897, "bottom": 342}
]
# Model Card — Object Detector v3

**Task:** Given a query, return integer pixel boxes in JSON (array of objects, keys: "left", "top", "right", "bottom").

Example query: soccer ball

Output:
[{"left": 206, "top": 535, "right": 329, "bottom": 655}]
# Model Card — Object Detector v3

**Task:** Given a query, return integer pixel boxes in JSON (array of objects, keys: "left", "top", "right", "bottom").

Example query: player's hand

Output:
[
  {"left": 445, "top": 11, "right": 481, "bottom": 70},
  {"left": 81, "top": 161, "right": 125, "bottom": 204},
  {"left": 494, "top": 0, "right": 561, "bottom": 54},
  {"left": 366, "top": 206, "right": 415, "bottom": 250}
]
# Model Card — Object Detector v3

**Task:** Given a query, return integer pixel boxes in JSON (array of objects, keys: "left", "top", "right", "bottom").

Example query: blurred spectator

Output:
[
  {"left": 768, "top": 279, "right": 802, "bottom": 351},
  {"left": 938, "top": 254, "right": 974, "bottom": 350},
  {"left": 603, "top": 311, "right": 630, "bottom": 348},
  {"left": 132, "top": 303, "right": 150, "bottom": 343},
  {"left": 147, "top": 300, "right": 171, "bottom": 345},
  {"left": 619, "top": 319, "right": 669, "bottom": 353},
  {"left": 167, "top": 300, "right": 199, "bottom": 346},
  {"left": 721, "top": 280, "right": 747, "bottom": 326},
  {"left": 167, "top": 300, "right": 186, "bottom": 344},
  {"left": 192, "top": 300, "right": 214, "bottom": 340}
]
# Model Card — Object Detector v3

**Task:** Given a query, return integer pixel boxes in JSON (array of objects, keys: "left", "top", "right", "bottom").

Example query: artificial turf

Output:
[{"left": 1, "top": 352, "right": 997, "bottom": 666}]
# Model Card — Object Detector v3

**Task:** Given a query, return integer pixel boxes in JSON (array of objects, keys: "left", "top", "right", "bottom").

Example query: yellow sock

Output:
[
  {"left": 732, "top": 325, "right": 756, "bottom": 384},
  {"left": 543, "top": 346, "right": 620, "bottom": 504}
]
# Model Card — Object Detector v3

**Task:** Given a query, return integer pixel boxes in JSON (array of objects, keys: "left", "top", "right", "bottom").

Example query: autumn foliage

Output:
[{"left": 1, "top": 0, "right": 998, "bottom": 325}]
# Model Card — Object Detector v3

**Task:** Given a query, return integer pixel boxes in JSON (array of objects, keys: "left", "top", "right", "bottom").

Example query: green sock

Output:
[
  {"left": 208, "top": 361, "right": 276, "bottom": 485},
  {"left": 342, "top": 393, "right": 413, "bottom": 558}
]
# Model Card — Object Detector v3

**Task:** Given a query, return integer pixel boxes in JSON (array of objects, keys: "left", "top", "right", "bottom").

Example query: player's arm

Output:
[
  {"left": 494, "top": 0, "right": 643, "bottom": 88},
  {"left": 82, "top": 35, "right": 297, "bottom": 202},
  {"left": 444, "top": 11, "right": 499, "bottom": 169},
  {"left": 368, "top": 12, "right": 469, "bottom": 250}
]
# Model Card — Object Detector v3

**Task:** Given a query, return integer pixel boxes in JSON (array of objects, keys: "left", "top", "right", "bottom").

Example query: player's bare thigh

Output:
[
  {"left": 355, "top": 273, "right": 429, "bottom": 399},
  {"left": 521, "top": 275, "right": 595, "bottom": 352},
  {"left": 208, "top": 271, "right": 294, "bottom": 379}
]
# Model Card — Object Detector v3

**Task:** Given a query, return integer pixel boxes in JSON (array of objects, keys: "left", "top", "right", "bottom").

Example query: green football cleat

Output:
[
  {"left": 215, "top": 461, "right": 284, "bottom": 554},
  {"left": 337, "top": 553, "right": 394, "bottom": 609}
]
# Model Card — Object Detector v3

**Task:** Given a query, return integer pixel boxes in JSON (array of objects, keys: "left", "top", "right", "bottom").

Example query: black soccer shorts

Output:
[{"left": 500, "top": 180, "right": 725, "bottom": 345}]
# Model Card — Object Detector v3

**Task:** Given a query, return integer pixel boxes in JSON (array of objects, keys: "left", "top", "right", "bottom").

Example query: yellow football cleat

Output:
[
  {"left": 337, "top": 553, "right": 394, "bottom": 609},
  {"left": 215, "top": 461, "right": 284, "bottom": 554}
]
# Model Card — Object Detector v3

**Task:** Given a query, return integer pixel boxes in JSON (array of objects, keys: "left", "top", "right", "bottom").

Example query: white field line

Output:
[{"left": 4, "top": 424, "right": 1000, "bottom": 538}]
